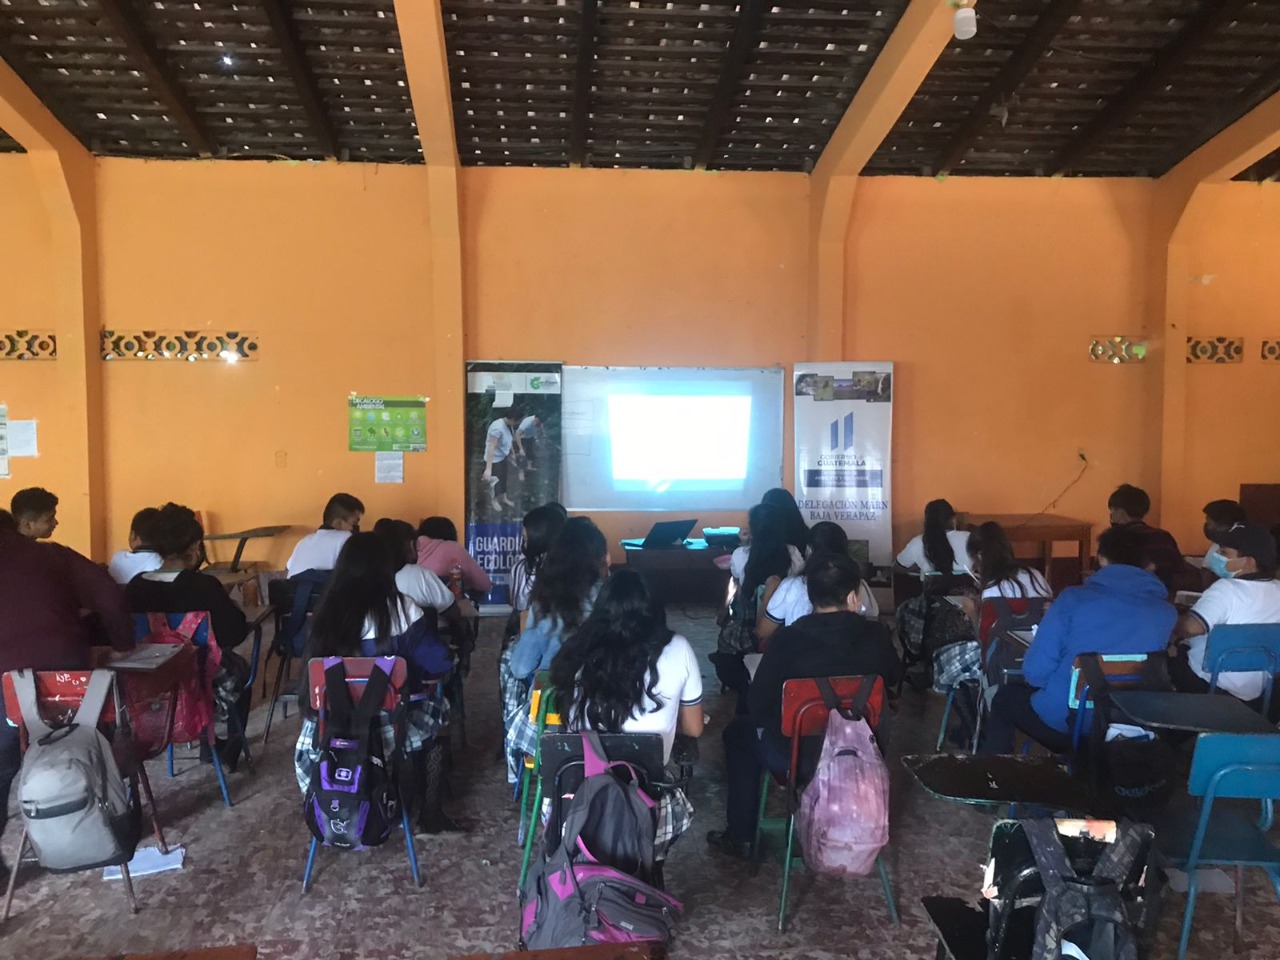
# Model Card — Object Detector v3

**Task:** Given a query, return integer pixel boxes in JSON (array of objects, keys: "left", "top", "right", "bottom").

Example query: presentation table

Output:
[
  {"left": 621, "top": 539, "right": 733, "bottom": 606},
  {"left": 964, "top": 513, "right": 1091, "bottom": 589},
  {"left": 204, "top": 524, "right": 291, "bottom": 572}
]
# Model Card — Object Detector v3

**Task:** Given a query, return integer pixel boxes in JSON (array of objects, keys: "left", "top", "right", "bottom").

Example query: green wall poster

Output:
[{"left": 348, "top": 395, "right": 427, "bottom": 452}]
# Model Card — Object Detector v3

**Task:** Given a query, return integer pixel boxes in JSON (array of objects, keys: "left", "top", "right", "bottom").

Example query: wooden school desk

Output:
[
  {"left": 964, "top": 513, "right": 1091, "bottom": 588},
  {"left": 621, "top": 538, "right": 732, "bottom": 605}
]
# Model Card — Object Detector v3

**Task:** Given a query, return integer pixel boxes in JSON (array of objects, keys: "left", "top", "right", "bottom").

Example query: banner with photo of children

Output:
[
  {"left": 793, "top": 362, "right": 894, "bottom": 575},
  {"left": 464, "top": 361, "right": 563, "bottom": 607}
]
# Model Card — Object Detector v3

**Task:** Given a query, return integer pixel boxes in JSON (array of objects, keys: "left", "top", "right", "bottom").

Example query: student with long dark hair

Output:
[
  {"left": 509, "top": 503, "right": 569, "bottom": 630},
  {"left": 966, "top": 522, "right": 1051, "bottom": 600},
  {"left": 728, "top": 503, "right": 803, "bottom": 589},
  {"left": 550, "top": 569, "right": 703, "bottom": 859},
  {"left": 757, "top": 521, "right": 878, "bottom": 643},
  {"left": 502, "top": 516, "right": 610, "bottom": 781},
  {"left": 761, "top": 487, "right": 809, "bottom": 555},
  {"left": 895, "top": 499, "right": 972, "bottom": 576},
  {"left": 294, "top": 533, "right": 457, "bottom": 833}
]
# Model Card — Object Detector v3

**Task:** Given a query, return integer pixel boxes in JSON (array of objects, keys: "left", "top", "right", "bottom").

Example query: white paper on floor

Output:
[
  {"left": 102, "top": 845, "right": 185, "bottom": 881},
  {"left": 1166, "top": 867, "right": 1235, "bottom": 894}
]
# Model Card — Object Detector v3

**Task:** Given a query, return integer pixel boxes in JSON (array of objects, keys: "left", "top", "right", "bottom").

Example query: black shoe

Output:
[
  {"left": 414, "top": 812, "right": 466, "bottom": 836},
  {"left": 705, "top": 829, "right": 751, "bottom": 859}
]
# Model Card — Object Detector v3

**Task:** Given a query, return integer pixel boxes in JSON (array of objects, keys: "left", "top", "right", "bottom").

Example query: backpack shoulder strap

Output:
[
  {"left": 73, "top": 670, "right": 114, "bottom": 728},
  {"left": 815, "top": 676, "right": 876, "bottom": 723},
  {"left": 582, "top": 730, "right": 609, "bottom": 778},
  {"left": 176, "top": 610, "right": 206, "bottom": 640},
  {"left": 351, "top": 660, "right": 393, "bottom": 733},
  {"left": 1021, "top": 818, "right": 1075, "bottom": 891},
  {"left": 11, "top": 670, "right": 53, "bottom": 740},
  {"left": 1092, "top": 822, "right": 1148, "bottom": 885},
  {"left": 322, "top": 658, "right": 355, "bottom": 727}
]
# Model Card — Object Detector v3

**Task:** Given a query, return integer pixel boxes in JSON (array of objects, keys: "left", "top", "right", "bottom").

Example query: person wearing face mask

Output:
[
  {"left": 1200, "top": 499, "right": 1247, "bottom": 577},
  {"left": 1170, "top": 523, "right": 1280, "bottom": 703}
]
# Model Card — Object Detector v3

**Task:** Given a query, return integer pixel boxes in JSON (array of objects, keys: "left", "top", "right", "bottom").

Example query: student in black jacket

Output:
[
  {"left": 706, "top": 551, "right": 900, "bottom": 857},
  {"left": 125, "top": 503, "right": 250, "bottom": 769}
]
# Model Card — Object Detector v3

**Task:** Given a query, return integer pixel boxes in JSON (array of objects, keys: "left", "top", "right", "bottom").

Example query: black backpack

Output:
[
  {"left": 1022, "top": 819, "right": 1145, "bottom": 960},
  {"left": 303, "top": 656, "right": 401, "bottom": 850}
]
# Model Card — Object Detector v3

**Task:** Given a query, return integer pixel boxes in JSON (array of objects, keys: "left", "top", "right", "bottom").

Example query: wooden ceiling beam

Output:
[
  {"left": 260, "top": 0, "right": 338, "bottom": 158},
  {"left": 94, "top": 0, "right": 213, "bottom": 156},
  {"left": 692, "top": 0, "right": 767, "bottom": 170},
  {"left": 568, "top": 0, "right": 600, "bottom": 166},
  {"left": 935, "top": 0, "right": 1082, "bottom": 175},
  {"left": 1048, "top": 0, "right": 1249, "bottom": 175}
]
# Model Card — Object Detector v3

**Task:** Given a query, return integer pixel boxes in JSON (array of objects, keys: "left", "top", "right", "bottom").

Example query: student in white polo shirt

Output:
[
  {"left": 1170, "top": 523, "right": 1280, "bottom": 703},
  {"left": 482, "top": 407, "right": 523, "bottom": 511},
  {"left": 757, "top": 521, "right": 877, "bottom": 644},
  {"left": 286, "top": 493, "right": 364, "bottom": 577},
  {"left": 1200, "top": 499, "right": 1247, "bottom": 575}
]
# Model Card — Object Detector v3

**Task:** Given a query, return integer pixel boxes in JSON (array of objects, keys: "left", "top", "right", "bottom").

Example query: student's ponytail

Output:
[{"left": 922, "top": 499, "right": 957, "bottom": 573}]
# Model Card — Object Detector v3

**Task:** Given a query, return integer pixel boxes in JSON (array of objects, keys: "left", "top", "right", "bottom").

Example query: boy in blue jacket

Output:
[{"left": 982, "top": 527, "right": 1176, "bottom": 754}]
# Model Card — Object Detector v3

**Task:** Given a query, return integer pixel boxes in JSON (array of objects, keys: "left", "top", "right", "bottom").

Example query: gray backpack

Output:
[
  {"left": 14, "top": 669, "right": 140, "bottom": 871},
  {"left": 1022, "top": 819, "right": 1143, "bottom": 960}
]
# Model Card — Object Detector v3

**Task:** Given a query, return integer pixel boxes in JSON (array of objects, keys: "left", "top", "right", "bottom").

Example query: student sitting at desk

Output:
[
  {"left": 958, "top": 521, "right": 1053, "bottom": 635},
  {"left": 1169, "top": 523, "right": 1280, "bottom": 705},
  {"left": 10, "top": 486, "right": 59, "bottom": 541},
  {"left": 757, "top": 521, "right": 878, "bottom": 645},
  {"left": 375, "top": 519, "right": 475, "bottom": 661},
  {"left": 1201, "top": 499, "right": 1247, "bottom": 574},
  {"left": 1107, "top": 483, "right": 1195, "bottom": 594},
  {"left": 762, "top": 486, "right": 810, "bottom": 556},
  {"left": 980, "top": 527, "right": 1174, "bottom": 755},
  {"left": 895, "top": 498, "right": 972, "bottom": 577},
  {"left": 550, "top": 569, "right": 704, "bottom": 860},
  {"left": 415, "top": 515, "right": 493, "bottom": 595},
  {"left": 108, "top": 506, "right": 163, "bottom": 584},
  {"left": 125, "top": 503, "right": 251, "bottom": 770},
  {"left": 294, "top": 532, "right": 457, "bottom": 834},
  {"left": 0, "top": 509, "right": 134, "bottom": 880},
  {"left": 286, "top": 492, "right": 364, "bottom": 577},
  {"left": 728, "top": 502, "right": 804, "bottom": 586},
  {"left": 707, "top": 553, "right": 899, "bottom": 858},
  {"left": 507, "top": 503, "right": 568, "bottom": 640}
]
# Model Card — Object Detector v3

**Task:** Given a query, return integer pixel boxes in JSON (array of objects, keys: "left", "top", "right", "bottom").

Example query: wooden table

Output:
[
  {"left": 965, "top": 513, "right": 1092, "bottom": 589},
  {"left": 622, "top": 538, "right": 732, "bottom": 605},
  {"left": 205, "top": 525, "right": 291, "bottom": 572}
]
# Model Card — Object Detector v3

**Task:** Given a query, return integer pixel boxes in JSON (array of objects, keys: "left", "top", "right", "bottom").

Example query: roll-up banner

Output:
[
  {"left": 793, "top": 363, "right": 894, "bottom": 575},
  {"left": 464, "top": 362, "right": 563, "bottom": 608}
]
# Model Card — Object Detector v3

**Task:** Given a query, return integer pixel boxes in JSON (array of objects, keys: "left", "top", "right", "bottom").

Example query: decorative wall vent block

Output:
[
  {"left": 101, "top": 330, "right": 259, "bottom": 362},
  {"left": 1186, "top": 337, "right": 1243, "bottom": 364},
  {"left": 1089, "top": 336, "right": 1147, "bottom": 364},
  {"left": 1, "top": 330, "right": 56, "bottom": 360},
  {"left": 1262, "top": 340, "right": 1280, "bottom": 363}
]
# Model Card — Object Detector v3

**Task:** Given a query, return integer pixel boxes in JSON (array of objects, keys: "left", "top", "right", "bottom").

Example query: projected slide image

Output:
[{"left": 607, "top": 394, "right": 751, "bottom": 492}]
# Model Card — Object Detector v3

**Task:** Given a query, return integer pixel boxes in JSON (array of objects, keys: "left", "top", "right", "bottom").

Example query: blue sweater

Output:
[{"left": 1022, "top": 564, "right": 1176, "bottom": 732}]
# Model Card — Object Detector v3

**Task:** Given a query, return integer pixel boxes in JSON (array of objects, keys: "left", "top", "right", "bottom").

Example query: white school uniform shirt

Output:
[
  {"left": 517, "top": 416, "right": 541, "bottom": 440},
  {"left": 286, "top": 528, "right": 352, "bottom": 577},
  {"left": 765, "top": 575, "right": 879, "bottom": 625},
  {"left": 108, "top": 549, "right": 163, "bottom": 585},
  {"left": 487, "top": 418, "right": 514, "bottom": 463},
  {"left": 616, "top": 634, "right": 703, "bottom": 763},
  {"left": 729, "top": 544, "right": 805, "bottom": 584},
  {"left": 361, "top": 597, "right": 426, "bottom": 640},
  {"left": 1186, "top": 577, "right": 1280, "bottom": 700},
  {"left": 510, "top": 557, "right": 536, "bottom": 612},
  {"left": 896, "top": 530, "right": 974, "bottom": 577},
  {"left": 980, "top": 568, "right": 1052, "bottom": 600},
  {"left": 395, "top": 565, "right": 456, "bottom": 613}
]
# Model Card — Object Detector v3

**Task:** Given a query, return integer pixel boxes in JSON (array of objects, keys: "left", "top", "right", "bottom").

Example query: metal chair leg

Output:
[
  {"left": 403, "top": 806, "right": 422, "bottom": 888},
  {"left": 1235, "top": 865, "right": 1245, "bottom": 951},
  {"left": 262, "top": 649, "right": 291, "bottom": 744},
  {"left": 2, "top": 826, "right": 26, "bottom": 923},
  {"left": 210, "top": 731, "right": 233, "bottom": 808},
  {"left": 518, "top": 776, "right": 544, "bottom": 892},
  {"left": 1178, "top": 871, "right": 1201, "bottom": 960},
  {"left": 937, "top": 689, "right": 955, "bottom": 750},
  {"left": 877, "top": 855, "right": 900, "bottom": 926},
  {"left": 137, "top": 767, "right": 169, "bottom": 855},
  {"left": 227, "top": 705, "right": 254, "bottom": 775},
  {"left": 516, "top": 765, "right": 532, "bottom": 847},
  {"left": 166, "top": 743, "right": 175, "bottom": 779},
  {"left": 777, "top": 813, "right": 797, "bottom": 933},
  {"left": 119, "top": 861, "right": 139, "bottom": 914},
  {"left": 302, "top": 837, "right": 318, "bottom": 893}
]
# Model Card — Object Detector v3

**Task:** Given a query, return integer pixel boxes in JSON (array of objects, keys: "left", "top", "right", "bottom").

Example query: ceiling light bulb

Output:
[
  {"left": 221, "top": 55, "right": 234, "bottom": 66},
  {"left": 953, "top": 6, "right": 977, "bottom": 40}
]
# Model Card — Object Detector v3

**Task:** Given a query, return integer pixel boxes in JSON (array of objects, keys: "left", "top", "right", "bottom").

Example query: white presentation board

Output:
[{"left": 561, "top": 366, "right": 785, "bottom": 512}]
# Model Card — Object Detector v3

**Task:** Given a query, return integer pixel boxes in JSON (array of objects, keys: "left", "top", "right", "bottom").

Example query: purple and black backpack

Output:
[{"left": 303, "top": 657, "right": 400, "bottom": 850}]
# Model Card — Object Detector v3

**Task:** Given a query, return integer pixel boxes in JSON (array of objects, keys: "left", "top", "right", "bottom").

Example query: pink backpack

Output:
[
  {"left": 795, "top": 678, "right": 890, "bottom": 877},
  {"left": 141, "top": 611, "right": 220, "bottom": 744}
]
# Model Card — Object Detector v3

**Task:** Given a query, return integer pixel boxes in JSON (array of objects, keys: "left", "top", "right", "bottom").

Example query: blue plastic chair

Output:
[
  {"left": 1204, "top": 624, "right": 1280, "bottom": 715},
  {"left": 1158, "top": 733, "right": 1280, "bottom": 960},
  {"left": 132, "top": 611, "right": 262, "bottom": 809},
  {"left": 1066, "top": 653, "right": 1152, "bottom": 756}
]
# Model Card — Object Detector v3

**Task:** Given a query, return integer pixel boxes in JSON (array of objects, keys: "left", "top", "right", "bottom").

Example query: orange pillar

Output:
[{"left": 0, "top": 61, "right": 103, "bottom": 557}]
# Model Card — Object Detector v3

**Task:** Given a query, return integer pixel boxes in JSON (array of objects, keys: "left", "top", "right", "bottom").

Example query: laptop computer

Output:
[{"left": 621, "top": 518, "right": 698, "bottom": 550}]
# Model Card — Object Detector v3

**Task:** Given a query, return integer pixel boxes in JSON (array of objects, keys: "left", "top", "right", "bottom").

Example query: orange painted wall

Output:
[
  {"left": 0, "top": 155, "right": 81, "bottom": 510},
  {"left": 1178, "top": 182, "right": 1280, "bottom": 545},
  {"left": 95, "top": 159, "right": 442, "bottom": 567},
  {"left": 461, "top": 167, "right": 811, "bottom": 555},
  {"left": 847, "top": 177, "right": 1160, "bottom": 549}
]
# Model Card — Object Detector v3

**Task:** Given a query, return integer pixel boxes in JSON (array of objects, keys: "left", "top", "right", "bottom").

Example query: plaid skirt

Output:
[{"left": 293, "top": 690, "right": 451, "bottom": 794}]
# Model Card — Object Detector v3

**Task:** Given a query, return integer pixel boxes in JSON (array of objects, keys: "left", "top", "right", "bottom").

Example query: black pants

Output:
[
  {"left": 0, "top": 695, "right": 19, "bottom": 847},
  {"left": 1168, "top": 644, "right": 1210, "bottom": 694},
  {"left": 722, "top": 716, "right": 790, "bottom": 841},
  {"left": 491, "top": 459, "right": 510, "bottom": 498},
  {"left": 981, "top": 683, "right": 1071, "bottom": 756},
  {"left": 522, "top": 438, "right": 537, "bottom": 470}
]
